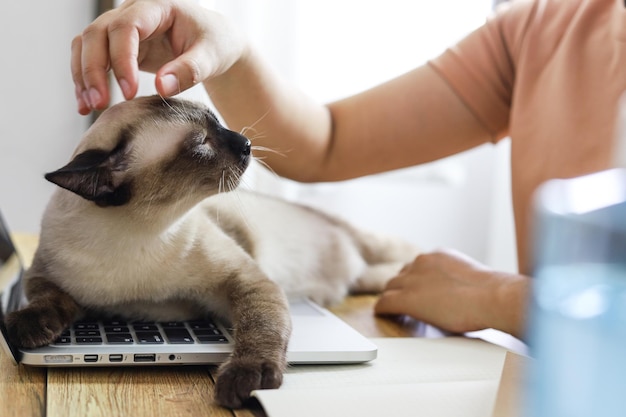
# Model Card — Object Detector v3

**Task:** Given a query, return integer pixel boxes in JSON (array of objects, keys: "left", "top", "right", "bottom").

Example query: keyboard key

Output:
[
  {"left": 74, "top": 323, "right": 99, "bottom": 330},
  {"left": 193, "top": 328, "right": 223, "bottom": 336},
  {"left": 160, "top": 321, "right": 185, "bottom": 328},
  {"left": 132, "top": 324, "right": 158, "bottom": 332},
  {"left": 188, "top": 320, "right": 217, "bottom": 330},
  {"left": 104, "top": 326, "right": 130, "bottom": 333},
  {"left": 106, "top": 334, "right": 134, "bottom": 344},
  {"left": 136, "top": 332, "right": 164, "bottom": 344},
  {"left": 197, "top": 335, "right": 228, "bottom": 343},
  {"left": 103, "top": 320, "right": 127, "bottom": 326},
  {"left": 54, "top": 336, "right": 72, "bottom": 345},
  {"left": 76, "top": 337, "right": 103, "bottom": 344},
  {"left": 163, "top": 328, "right": 194, "bottom": 344},
  {"left": 75, "top": 330, "right": 101, "bottom": 337}
]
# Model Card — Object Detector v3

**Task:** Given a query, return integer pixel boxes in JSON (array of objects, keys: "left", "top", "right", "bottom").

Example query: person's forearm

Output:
[
  {"left": 206, "top": 51, "right": 492, "bottom": 183},
  {"left": 203, "top": 48, "right": 333, "bottom": 182}
]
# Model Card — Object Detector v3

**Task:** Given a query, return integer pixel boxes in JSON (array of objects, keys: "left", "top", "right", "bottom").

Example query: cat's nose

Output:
[
  {"left": 243, "top": 139, "right": 251, "bottom": 155},
  {"left": 225, "top": 131, "right": 252, "bottom": 156},
  {"left": 231, "top": 137, "right": 251, "bottom": 157},
  {"left": 233, "top": 136, "right": 251, "bottom": 156}
]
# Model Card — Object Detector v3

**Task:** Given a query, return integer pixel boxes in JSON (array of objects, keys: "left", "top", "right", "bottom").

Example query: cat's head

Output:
[{"left": 45, "top": 96, "right": 251, "bottom": 212}]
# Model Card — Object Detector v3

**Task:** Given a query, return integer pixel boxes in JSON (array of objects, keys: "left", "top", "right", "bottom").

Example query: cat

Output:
[{"left": 4, "top": 95, "right": 418, "bottom": 408}]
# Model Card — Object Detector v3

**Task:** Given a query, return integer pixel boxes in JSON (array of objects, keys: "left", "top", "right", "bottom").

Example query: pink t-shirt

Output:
[{"left": 429, "top": 0, "right": 626, "bottom": 274}]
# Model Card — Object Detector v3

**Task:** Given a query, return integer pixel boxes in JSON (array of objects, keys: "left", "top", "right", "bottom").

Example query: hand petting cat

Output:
[{"left": 72, "top": 0, "right": 246, "bottom": 114}]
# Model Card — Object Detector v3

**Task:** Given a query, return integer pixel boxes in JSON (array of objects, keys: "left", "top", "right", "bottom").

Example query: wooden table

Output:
[
  {"left": 1, "top": 235, "right": 435, "bottom": 417},
  {"left": 1, "top": 234, "right": 524, "bottom": 417}
]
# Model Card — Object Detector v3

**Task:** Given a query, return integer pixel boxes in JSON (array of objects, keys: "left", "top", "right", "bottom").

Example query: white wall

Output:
[
  {"left": 1, "top": 0, "right": 517, "bottom": 272},
  {"left": 0, "top": 1, "right": 94, "bottom": 233}
]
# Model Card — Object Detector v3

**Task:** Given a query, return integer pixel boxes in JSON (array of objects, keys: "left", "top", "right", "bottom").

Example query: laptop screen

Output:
[
  {"left": 0, "top": 211, "right": 25, "bottom": 363},
  {"left": 0, "top": 212, "right": 24, "bottom": 318}
]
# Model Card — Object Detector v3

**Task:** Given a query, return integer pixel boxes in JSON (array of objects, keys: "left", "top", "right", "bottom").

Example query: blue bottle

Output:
[{"left": 525, "top": 168, "right": 626, "bottom": 417}]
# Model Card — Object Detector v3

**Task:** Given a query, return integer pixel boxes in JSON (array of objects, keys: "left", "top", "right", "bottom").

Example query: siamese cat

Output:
[{"left": 4, "top": 96, "right": 418, "bottom": 408}]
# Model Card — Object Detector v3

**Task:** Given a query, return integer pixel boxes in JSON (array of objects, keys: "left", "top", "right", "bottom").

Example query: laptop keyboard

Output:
[{"left": 54, "top": 319, "right": 228, "bottom": 346}]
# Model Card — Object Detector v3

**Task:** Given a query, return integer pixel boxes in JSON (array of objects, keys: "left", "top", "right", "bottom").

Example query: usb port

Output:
[
  {"left": 109, "top": 354, "right": 123, "bottom": 363},
  {"left": 133, "top": 354, "right": 156, "bottom": 363},
  {"left": 84, "top": 354, "right": 98, "bottom": 363}
]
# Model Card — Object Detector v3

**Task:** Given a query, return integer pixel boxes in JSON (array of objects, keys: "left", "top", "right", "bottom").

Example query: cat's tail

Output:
[
  {"left": 340, "top": 220, "right": 420, "bottom": 294},
  {"left": 307, "top": 202, "right": 419, "bottom": 265}
]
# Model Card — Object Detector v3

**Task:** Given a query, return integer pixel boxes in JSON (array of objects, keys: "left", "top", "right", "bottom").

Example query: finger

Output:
[
  {"left": 80, "top": 22, "right": 112, "bottom": 110},
  {"left": 399, "top": 262, "right": 412, "bottom": 274},
  {"left": 70, "top": 35, "right": 91, "bottom": 115},
  {"left": 74, "top": 84, "right": 91, "bottom": 116},
  {"left": 155, "top": 49, "right": 206, "bottom": 97},
  {"left": 107, "top": 21, "right": 140, "bottom": 100},
  {"left": 381, "top": 273, "right": 409, "bottom": 291},
  {"left": 374, "top": 290, "right": 405, "bottom": 316}
]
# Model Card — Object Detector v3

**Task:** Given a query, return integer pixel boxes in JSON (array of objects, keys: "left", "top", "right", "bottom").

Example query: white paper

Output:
[{"left": 252, "top": 337, "right": 508, "bottom": 417}]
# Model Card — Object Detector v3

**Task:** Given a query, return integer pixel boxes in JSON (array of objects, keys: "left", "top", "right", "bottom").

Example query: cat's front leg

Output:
[
  {"left": 213, "top": 276, "right": 292, "bottom": 409},
  {"left": 4, "top": 274, "right": 82, "bottom": 348}
]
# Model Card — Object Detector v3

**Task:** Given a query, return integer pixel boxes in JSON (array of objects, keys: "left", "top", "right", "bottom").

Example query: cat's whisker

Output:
[
  {"left": 249, "top": 145, "right": 284, "bottom": 179},
  {"left": 219, "top": 170, "right": 226, "bottom": 194},
  {"left": 157, "top": 92, "right": 195, "bottom": 127},
  {"left": 158, "top": 95, "right": 176, "bottom": 112},
  {"left": 233, "top": 193, "right": 252, "bottom": 232},
  {"left": 245, "top": 133, "right": 268, "bottom": 145},
  {"left": 236, "top": 172, "right": 253, "bottom": 190},
  {"left": 227, "top": 169, "right": 254, "bottom": 233},
  {"left": 250, "top": 145, "right": 285, "bottom": 157},
  {"left": 228, "top": 177, "right": 238, "bottom": 193},
  {"left": 240, "top": 109, "right": 272, "bottom": 138},
  {"left": 253, "top": 157, "right": 281, "bottom": 179},
  {"left": 240, "top": 126, "right": 253, "bottom": 138}
]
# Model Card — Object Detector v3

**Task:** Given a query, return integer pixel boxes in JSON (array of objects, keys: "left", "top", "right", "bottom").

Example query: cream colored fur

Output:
[{"left": 6, "top": 96, "right": 418, "bottom": 408}]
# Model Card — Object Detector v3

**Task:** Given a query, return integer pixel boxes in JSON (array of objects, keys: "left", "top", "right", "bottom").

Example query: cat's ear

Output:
[{"left": 45, "top": 141, "right": 132, "bottom": 207}]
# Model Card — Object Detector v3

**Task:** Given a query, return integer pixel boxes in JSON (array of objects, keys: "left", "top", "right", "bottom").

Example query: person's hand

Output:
[
  {"left": 374, "top": 249, "right": 529, "bottom": 339},
  {"left": 71, "top": 0, "right": 246, "bottom": 114}
]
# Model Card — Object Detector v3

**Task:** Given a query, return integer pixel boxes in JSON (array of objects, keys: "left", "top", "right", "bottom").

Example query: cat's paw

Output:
[
  {"left": 4, "top": 306, "right": 69, "bottom": 348},
  {"left": 214, "top": 357, "right": 285, "bottom": 408}
]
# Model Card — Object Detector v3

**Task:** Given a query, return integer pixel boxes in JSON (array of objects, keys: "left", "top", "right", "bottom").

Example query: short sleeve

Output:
[{"left": 428, "top": 0, "right": 537, "bottom": 142}]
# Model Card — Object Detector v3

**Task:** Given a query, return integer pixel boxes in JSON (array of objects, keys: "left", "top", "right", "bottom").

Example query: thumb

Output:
[
  {"left": 374, "top": 290, "right": 404, "bottom": 316},
  {"left": 155, "top": 51, "right": 206, "bottom": 97},
  {"left": 156, "top": 72, "right": 184, "bottom": 97}
]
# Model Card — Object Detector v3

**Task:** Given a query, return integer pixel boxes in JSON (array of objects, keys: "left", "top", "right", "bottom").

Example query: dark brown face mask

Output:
[{"left": 45, "top": 95, "right": 251, "bottom": 209}]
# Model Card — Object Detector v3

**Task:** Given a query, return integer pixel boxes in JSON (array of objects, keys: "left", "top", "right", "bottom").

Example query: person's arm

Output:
[
  {"left": 72, "top": 0, "right": 492, "bottom": 182},
  {"left": 204, "top": 55, "right": 491, "bottom": 182},
  {"left": 374, "top": 249, "right": 530, "bottom": 340}
]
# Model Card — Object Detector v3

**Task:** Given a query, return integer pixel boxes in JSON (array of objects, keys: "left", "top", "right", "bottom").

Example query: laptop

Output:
[{"left": 0, "top": 209, "right": 377, "bottom": 367}]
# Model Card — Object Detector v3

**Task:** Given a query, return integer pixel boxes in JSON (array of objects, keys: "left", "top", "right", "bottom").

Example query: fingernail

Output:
[
  {"left": 89, "top": 88, "right": 101, "bottom": 108},
  {"left": 77, "top": 95, "right": 87, "bottom": 112},
  {"left": 119, "top": 78, "right": 131, "bottom": 99},
  {"left": 82, "top": 90, "right": 92, "bottom": 109},
  {"left": 160, "top": 74, "right": 179, "bottom": 96},
  {"left": 75, "top": 86, "right": 86, "bottom": 110}
]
